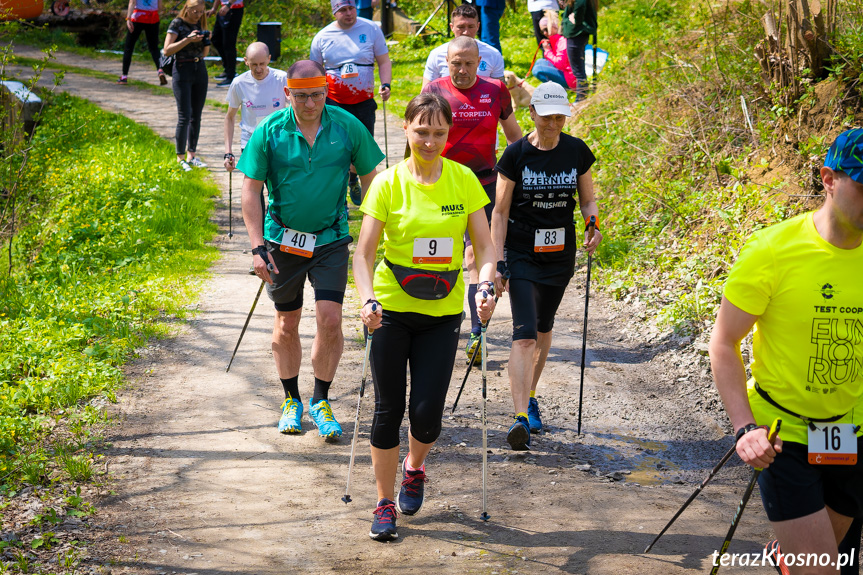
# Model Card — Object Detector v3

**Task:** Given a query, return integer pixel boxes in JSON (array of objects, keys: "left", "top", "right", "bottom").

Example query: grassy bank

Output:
[{"left": 0, "top": 92, "right": 219, "bottom": 490}]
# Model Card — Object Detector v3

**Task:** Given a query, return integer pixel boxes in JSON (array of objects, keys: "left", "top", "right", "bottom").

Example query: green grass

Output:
[{"left": 0, "top": 91, "right": 219, "bottom": 488}]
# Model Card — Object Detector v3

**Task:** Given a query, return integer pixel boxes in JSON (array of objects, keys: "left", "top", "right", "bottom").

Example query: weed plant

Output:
[{"left": 0, "top": 92, "right": 218, "bottom": 488}]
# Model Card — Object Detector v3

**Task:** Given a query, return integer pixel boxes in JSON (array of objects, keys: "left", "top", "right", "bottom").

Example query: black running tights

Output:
[
  {"left": 122, "top": 21, "right": 161, "bottom": 75},
  {"left": 369, "top": 310, "right": 461, "bottom": 450}
]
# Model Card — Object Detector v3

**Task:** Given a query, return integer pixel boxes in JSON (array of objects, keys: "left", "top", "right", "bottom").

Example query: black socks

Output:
[
  {"left": 312, "top": 377, "right": 331, "bottom": 405},
  {"left": 281, "top": 376, "right": 299, "bottom": 402}
]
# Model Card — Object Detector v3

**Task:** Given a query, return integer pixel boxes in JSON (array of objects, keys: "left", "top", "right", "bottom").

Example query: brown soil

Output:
[{"left": 7, "top": 45, "right": 780, "bottom": 575}]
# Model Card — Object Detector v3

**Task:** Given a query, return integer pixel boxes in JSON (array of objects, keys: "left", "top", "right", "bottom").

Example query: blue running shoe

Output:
[
  {"left": 369, "top": 498, "right": 398, "bottom": 541},
  {"left": 278, "top": 396, "right": 302, "bottom": 434},
  {"left": 396, "top": 455, "right": 427, "bottom": 516},
  {"left": 528, "top": 397, "right": 543, "bottom": 434},
  {"left": 507, "top": 415, "right": 531, "bottom": 451},
  {"left": 309, "top": 399, "right": 343, "bottom": 440}
]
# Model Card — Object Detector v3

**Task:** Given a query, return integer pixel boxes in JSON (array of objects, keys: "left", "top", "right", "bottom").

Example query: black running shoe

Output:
[
  {"left": 369, "top": 498, "right": 398, "bottom": 541},
  {"left": 507, "top": 415, "right": 531, "bottom": 451},
  {"left": 396, "top": 455, "right": 427, "bottom": 516},
  {"left": 348, "top": 180, "right": 362, "bottom": 206}
]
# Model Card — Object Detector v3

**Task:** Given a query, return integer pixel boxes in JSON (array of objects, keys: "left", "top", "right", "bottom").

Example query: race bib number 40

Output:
[
  {"left": 340, "top": 63, "right": 358, "bottom": 78},
  {"left": 279, "top": 228, "right": 316, "bottom": 258},
  {"left": 807, "top": 423, "right": 858, "bottom": 465},
  {"left": 535, "top": 228, "right": 565, "bottom": 253},
  {"left": 413, "top": 237, "right": 453, "bottom": 264}
]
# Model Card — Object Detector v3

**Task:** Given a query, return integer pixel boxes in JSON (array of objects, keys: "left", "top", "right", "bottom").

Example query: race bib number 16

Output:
[
  {"left": 279, "top": 228, "right": 316, "bottom": 258},
  {"left": 807, "top": 423, "right": 857, "bottom": 465}
]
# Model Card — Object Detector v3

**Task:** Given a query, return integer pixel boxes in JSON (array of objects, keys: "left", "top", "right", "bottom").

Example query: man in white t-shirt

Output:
[
  {"left": 310, "top": 0, "right": 391, "bottom": 205},
  {"left": 223, "top": 42, "right": 288, "bottom": 169},
  {"left": 421, "top": 3, "right": 505, "bottom": 90}
]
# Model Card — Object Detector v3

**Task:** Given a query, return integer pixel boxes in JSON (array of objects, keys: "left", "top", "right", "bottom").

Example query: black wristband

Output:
[
  {"left": 381, "top": 83, "right": 390, "bottom": 90},
  {"left": 496, "top": 260, "right": 507, "bottom": 275},
  {"left": 364, "top": 298, "right": 380, "bottom": 308},
  {"left": 478, "top": 281, "right": 495, "bottom": 296},
  {"left": 224, "top": 153, "right": 234, "bottom": 159},
  {"left": 735, "top": 423, "right": 760, "bottom": 443},
  {"left": 251, "top": 245, "right": 267, "bottom": 258}
]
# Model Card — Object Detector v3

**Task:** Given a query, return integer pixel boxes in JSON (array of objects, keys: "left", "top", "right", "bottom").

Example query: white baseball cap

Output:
[{"left": 530, "top": 82, "right": 572, "bottom": 116}]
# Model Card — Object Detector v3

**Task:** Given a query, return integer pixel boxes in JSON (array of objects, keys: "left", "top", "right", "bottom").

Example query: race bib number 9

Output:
[
  {"left": 535, "top": 228, "right": 565, "bottom": 253},
  {"left": 807, "top": 423, "right": 858, "bottom": 465},
  {"left": 279, "top": 228, "right": 316, "bottom": 258},
  {"left": 413, "top": 237, "right": 453, "bottom": 264},
  {"left": 340, "top": 63, "right": 358, "bottom": 78}
]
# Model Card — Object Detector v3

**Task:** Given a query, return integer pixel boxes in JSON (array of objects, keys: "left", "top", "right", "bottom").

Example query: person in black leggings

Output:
[
  {"left": 163, "top": 0, "right": 210, "bottom": 171},
  {"left": 209, "top": 0, "right": 244, "bottom": 87},
  {"left": 490, "top": 82, "right": 602, "bottom": 450},
  {"left": 118, "top": 0, "right": 165, "bottom": 85},
  {"left": 354, "top": 93, "right": 497, "bottom": 542}
]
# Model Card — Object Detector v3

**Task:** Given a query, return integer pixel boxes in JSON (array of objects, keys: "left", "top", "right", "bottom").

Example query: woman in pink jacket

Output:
[{"left": 532, "top": 12, "right": 577, "bottom": 92}]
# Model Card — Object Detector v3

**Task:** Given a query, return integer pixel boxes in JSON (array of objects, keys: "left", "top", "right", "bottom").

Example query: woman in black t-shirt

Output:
[
  {"left": 163, "top": 0, "right": 209, "bottom": 171},
  {"left": 490, "top": 82, "right": 602, "bottom": 451}
]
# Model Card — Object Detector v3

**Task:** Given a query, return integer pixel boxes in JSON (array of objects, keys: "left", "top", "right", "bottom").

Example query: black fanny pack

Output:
[{"left": 384, "top": 258, "right": 460, "bottom": 300}]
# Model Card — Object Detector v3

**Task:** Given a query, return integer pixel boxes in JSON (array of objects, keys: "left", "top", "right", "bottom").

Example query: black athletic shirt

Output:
[
  {"left": 495, "top": 133, "right": 595, "bottom": 285},
  {"left": 167, "top": 18, "right": 206, "bottom": 60}
]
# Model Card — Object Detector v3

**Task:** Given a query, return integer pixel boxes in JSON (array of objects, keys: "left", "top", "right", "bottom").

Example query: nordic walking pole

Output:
[
  {"left": 710, "top": 419, "right": 781, "bottom": 575},
  {"left": 643, "top": 441, "right": 738, "bottom": 553},
  {"left": 382, "top": 96, "right": 390, "bottom": 169},
  {"left": 527, "top": 45, "right": 541, "bottom": 77},
  {"left": 451, "top": 294, "right": 500, "bottom": 414},
  {"left": 480, "top": 290, "right": 490, "bottom": 521},
  {"left": 343, "top": 303, "right": 377, "bottom": 504},
  {"left": 225, "top": 263, "right": 274, "bottom": 372},
  {"left": 228, "top": 170, "right": 233, "bottom": 239},
  {"left": 576, "top": 215, "right": 596, "bottom": 435}
]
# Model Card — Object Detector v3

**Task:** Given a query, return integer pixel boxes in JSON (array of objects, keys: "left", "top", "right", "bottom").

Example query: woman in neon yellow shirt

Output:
[{"left": 353, "top": 93, "right": 497, "bottom": 541}]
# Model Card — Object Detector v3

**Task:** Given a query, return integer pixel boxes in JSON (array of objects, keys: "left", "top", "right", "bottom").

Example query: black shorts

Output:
[
  {"left": 757, "top": 439, "right": 863, "bottom": 522},
  {"left": 326, "top": 97, "right": 376, "bottom": 135},
  {"left": 464, "top": 180, "right": 496, "bottom": 247},
  {"left": 263, "top": 237, "right": 350, "bottom": 312},
  {"left": 507, "top": 278, "right": 568, "bottom": 340}
]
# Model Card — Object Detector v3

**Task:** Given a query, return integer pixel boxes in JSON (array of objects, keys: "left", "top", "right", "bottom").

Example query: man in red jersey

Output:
[{"left": 422, "top": 35, "right": 522, "bottom": 364}]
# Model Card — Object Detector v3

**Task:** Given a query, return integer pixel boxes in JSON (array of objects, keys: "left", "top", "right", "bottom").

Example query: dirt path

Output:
[{"left": 11, "top": 45, "right": 778, "bottom": 574}]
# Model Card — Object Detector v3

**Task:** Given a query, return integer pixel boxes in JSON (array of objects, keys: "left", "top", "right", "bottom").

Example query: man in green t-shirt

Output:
[
  {"left": 237, "top": 59, "right": 384, "bottom": 439},
  {"left": 709, "top": 129, "right": 863, "bottom": 573}
]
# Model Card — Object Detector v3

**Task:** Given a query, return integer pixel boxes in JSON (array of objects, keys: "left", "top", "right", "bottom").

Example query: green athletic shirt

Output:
[
  {"left": 724, "top": 212, "right": 863, "bottom": 444},
  {"left": 237, "top": 105, "right": 384, "bottom": 246},
  {"left": 360, "top": 158, "right": 489, "bottom": 316}
]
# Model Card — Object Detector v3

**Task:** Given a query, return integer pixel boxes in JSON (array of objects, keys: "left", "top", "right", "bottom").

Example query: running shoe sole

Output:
[
  {"left": 507, "top": 421, "right": 531, "bottom": 451},
  {"left": 369, "top": 528, "right": 398, "bottom": 542}
]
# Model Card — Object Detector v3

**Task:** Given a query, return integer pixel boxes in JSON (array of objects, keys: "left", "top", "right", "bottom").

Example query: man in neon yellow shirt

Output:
[{"left": 710, "top": 129, "right": 863, "bottom": 573}]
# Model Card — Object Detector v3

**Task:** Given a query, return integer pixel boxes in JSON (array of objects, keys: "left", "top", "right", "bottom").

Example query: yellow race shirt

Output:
[
  {"left": 360, "top": 158, "right": 489, "bottom": 316},
  {"left": 724, "top": 212, "right": 863, "bottom": 443}
]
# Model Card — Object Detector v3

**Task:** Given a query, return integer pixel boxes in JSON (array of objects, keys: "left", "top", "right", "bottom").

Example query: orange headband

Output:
[{"left": 287, "top": 76, "right": 327, "bottom": 89}]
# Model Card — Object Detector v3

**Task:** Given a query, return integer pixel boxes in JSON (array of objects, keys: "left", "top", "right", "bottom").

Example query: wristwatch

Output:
[
  {"left": 735, "top": 423, "right": 760, "bottom": 443},
  {"left": 478, "top": 281, "right": 495, "bottom": 297}
]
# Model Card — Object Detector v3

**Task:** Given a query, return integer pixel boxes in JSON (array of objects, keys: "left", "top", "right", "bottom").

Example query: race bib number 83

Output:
[
  {"left": 807, "top": 423, "right": 857, "bottom": 465},
  {"left": 535, "top": 228, "right": 565, "bottom": 253}
]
